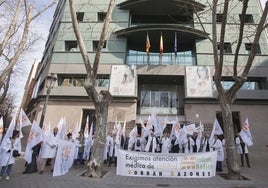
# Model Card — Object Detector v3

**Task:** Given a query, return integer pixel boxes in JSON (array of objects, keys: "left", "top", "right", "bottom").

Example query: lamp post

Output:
[
  {"left": 23, "top": 73, "right": 57, "bottom": 174},
  {"left": 39, "top": 73, "right": 57, "bottom": 129}
]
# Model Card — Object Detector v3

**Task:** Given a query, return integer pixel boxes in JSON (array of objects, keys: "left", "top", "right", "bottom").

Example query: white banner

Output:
[
  {"left": 117, "top": 150, "right": 217, "bottom": 178},
  {"left": 53, "top": 139, "right": 76, "bottom": 177}
]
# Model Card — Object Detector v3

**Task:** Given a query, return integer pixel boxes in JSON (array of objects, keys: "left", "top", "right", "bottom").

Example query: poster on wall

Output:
[
  {"left": 109, "top": 65, "right": 137, "bottom": 96},
  {"left": 186, "top": 66, "right": 213, "bottom": 97}
]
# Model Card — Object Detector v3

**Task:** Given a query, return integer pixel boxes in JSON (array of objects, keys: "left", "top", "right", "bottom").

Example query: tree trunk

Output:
[
  {"left": 85, "top": 90, "right": 111, "bottom": 178},
  {"left": 219, "top": 94, "right": 241, "bottom": 180}
]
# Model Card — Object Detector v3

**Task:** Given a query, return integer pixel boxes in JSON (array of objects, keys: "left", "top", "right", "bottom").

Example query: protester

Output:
[
  {"left": 235, "top": 134, "right": 250, "bottom": 168},
  {"left": 211, "top": 134, "right": 224, "bottom": 172},
  {"left": 75, "top": 131, "right": 85, "bottom": 165},
  {"left": 144, "top": 131, "right": 158, "bottom": 153},
  {"left": 134, "top": 134, "right": 142, "bottom": 152},
  {"left": 202, "top": 134, "right": 212, "bottom": 152},
  {"left": 39, "top": 127, "right": 59, "bottom": 174},
  {"left": 161, "top": 132, "right": 171, "bottom": 154},
  {"left": 106, "top": 131, "right": 115, "bottom": 167},
  {"left": 184, "top": 134, "right": 194, "bottom": 154},
  {"left": 0, "top": 130, "right": 21, "bottom": 180}
]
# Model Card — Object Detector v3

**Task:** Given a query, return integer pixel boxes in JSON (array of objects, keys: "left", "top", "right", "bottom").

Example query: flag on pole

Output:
[
  {"left": 53, "top": 139, "right": 76, "bottom": 176},
  {"left": 17, "top": 109, "right": 32, "bottom": 128},
  {"left": 0, "top": 116, "right": 16, "bottom": 148},
  {"left": 239, "top": 118, "right": 253, "bottom": 146},
  {"left": 209, "top": 118, "right": 223, "bottom": 143},
  {"left": 24, "top": 120, "right": 44, "bottom": 164},
  {"left": 146, "top": 32, "right": 150, "bottom": 55},
  {"left": 88, "top": 122, "right": 94, "bottom": 141},
  {"left": 174, "top": 32, "right": 177, "bottom": 58},
  {"left": 84, "top": 116, "right": 89, "bottom": 138},
  {"left": 57, "top": 117, "right": 67, "bottom": 140},
  {"left": 160, "top": 32, "right": 163, "bottom": 55}
]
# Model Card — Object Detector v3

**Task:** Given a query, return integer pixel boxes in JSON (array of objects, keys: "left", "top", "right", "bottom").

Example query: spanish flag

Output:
[
  {"left": 160, "top": 32, "right": 163, "bottom": 55},
  {"left": 146, "top": 32, "right": 150, "bottom": 55}
]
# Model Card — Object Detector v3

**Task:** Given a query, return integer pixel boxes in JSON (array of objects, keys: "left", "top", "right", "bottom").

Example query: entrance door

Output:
[
  {"left": 81, "top": 109, "right": 96, "bottom": 133},
  {"left": 216, "top": 111, "right": 241, "bottom": 137}
]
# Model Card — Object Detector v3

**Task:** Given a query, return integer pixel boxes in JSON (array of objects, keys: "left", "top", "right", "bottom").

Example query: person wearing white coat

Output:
[
  {"left": 184, "top": 134, "right": 194, "bottom": 154},
  {"left": 144, "top": 131, "right": 157, "bottom": 153},
  {"left": 161, "top": 132, "right": 171, "bottom": 154},
  {"left": 0, "top": 130, "right": 21, "bottom": 180},
  {"left": 235, "top": 134, "right": 250, "bottom": 168},
  {"left": 211, "top": 134, "right": 224, "bottom": 172},
  {"left": 39, "top": 127, "right": 59, "bottom": 174}
]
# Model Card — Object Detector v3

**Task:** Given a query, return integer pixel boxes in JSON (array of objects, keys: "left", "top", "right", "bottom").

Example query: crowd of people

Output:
[
  {"left": 103, "top": 125, "right": 251, "bottom": 172},
  {"left": 0, "top": 120, "right": 251, "bottom": 180}
]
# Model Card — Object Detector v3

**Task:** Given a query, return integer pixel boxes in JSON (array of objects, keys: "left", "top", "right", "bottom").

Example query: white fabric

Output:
[
  {"left": 211, "top": 139, "right": 224, "bottom": 161},
  {"left": 39, "top": 132, "right": 59, "bottom": 159},
  {"left": 0, "top": 137, "right": 21, "bottom": 166}
]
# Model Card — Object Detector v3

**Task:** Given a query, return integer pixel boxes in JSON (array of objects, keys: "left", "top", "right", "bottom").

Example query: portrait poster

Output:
[
  {"left": 109, "top": 65, "right": 137, "bottom": 96},
  {"left": 186, "top": 66, "right": 213, "bottom": 97}
]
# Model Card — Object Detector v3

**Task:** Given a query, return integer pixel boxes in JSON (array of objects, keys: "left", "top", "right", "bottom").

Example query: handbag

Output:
[{"left": 12, "top": 150, "right": 20, "bottom": 157}]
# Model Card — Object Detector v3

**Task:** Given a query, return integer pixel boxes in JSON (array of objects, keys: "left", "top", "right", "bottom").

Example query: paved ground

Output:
[{"left": 0, "top": 153, "right": 267, "bottom": 188}]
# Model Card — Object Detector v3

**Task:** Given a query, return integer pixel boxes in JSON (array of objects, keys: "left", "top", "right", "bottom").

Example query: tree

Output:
[
  {"left": 195, "top": 0, "right": 268, "bottom": 180},
  {"left": 69, "top": 0, "right": 116, "bottom": 177},
  {"left": 0, "top": 0, "right": 56, "bottom": 99}
]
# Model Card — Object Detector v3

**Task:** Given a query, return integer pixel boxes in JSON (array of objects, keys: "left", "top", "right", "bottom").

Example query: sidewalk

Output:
[{"left": 0, "top": 155, "right": 267, "bottom": 188}]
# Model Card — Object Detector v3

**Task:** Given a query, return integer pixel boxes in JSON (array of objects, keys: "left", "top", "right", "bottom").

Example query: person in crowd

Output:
[
  {"left": 134, "top": 134, "right": 142, "bottom": 152},
  {"left": 192, "top": 132, "right": 201, "bottom": 153},
  {"left": 39, "top": 127, "right": 59, "bottom": 174},
  {"left": 0, "top": 130, "right": 21, "bottom": 180},
  {"left": 202, "top": 134, "right": 212, "bottom": 152},
  {"left": 66, "top": 132, "right": 74, "bottom": 142},
  {"left": 161, "top": 132, "right": 171, "bottom": 154},
  {"left": 75, "top": 131, "right": 85, "bottom": 165},
  {"left": 211, "top": 134, "right": 224, "bottom": 172},
  {"left": 144, "top": 130, "right": 157, "bottom": 153},
  {"left": 106, "top": 132, "right": 115, "bottom": 167},
  {"left": 184, "top": 134, "right": 194, "bottom": 154},
  {"left": 84, "top": 135, "right": 93, "bottom": 162},
  {"left": 235, "top": 134, "right": 250, "bottom": 168}
]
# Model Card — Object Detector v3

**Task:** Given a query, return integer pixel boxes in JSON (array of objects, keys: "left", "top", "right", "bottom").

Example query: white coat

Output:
[
  {"left": 184, "top": 137, "right": 194, "bottom": 154},
  {"left": 0, "top": 137, "right": 21, "bottom": 166},
  {"left": 202, "top": 138, "right": 213, "bottom": 152},
  {"left": 39, "top": 132, "right": 59, "bottom": 159},
  {"left": 161, "top": 137, "right": 171, "bottom": 154},
  {"left": 211, "top": 139, "right": 224, "bottom": 161},
  {"left": 144, "top": 136, "right": 157, "bottom": 153},
  {"left": 236, "top": 137, "right": 248, "bottom": 154}
]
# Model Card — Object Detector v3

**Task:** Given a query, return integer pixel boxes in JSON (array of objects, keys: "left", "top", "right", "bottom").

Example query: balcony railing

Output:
[{"left": 126, "top": 53, "right": 196, "bottom": 65}]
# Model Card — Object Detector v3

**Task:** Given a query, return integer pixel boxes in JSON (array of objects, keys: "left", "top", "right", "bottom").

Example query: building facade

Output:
[{"left": 24, "top": 0, "right": 268, "bottom": 144}]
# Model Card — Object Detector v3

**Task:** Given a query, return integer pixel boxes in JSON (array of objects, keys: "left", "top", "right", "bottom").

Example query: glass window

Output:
[
  {"left": 98, "top": 12, "right": 106, "bottom": 22},
  {"left": 218, "top": 42, "right": 232, "bottom": 54},
  {"left": 76, "top": 12, "right": 84, "bottom": 21},
  {"left": 245, "top": 43, "right": 261, "bottom": 54},
  {"left": 93, "top": 41, "right": 107, "bottom": 51},
  {"left": 239, "top": 14, "right": 254, "bottom": 23},
  {"left": 141, "top": 91, "right": 150, "bottom": 107},
  {"left": 216, "top": 14, "right": 223, "bottom": 23},
  {"left": 65, "top": 41, "right": 78, "bottom": 51},
  {"left": 140, "top": 91, "right": 177, "bottom": 108}
]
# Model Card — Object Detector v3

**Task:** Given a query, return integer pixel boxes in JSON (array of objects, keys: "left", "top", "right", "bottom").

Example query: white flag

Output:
[
  {"left": 17, "top": 109, "right": 32, "bottom": 128},
  {"left": 209, "top": 118, "right": 223, "bottom": 143},
  {"left": 0, "top": 116, "right": 16, "bottom": 148},
  {"left": 84, "top": 116, "right": 89, "bottom": 138},
  {"left": 57, "top": 117, "right": 67, "bottom": 140},
  {"left": 88, "top": 122, "right": 94, "bottom": 141},
  {"left": 24, "top": 120, "right": 44, "bottom": 163},
  {"left": 53, "top": 139, "right": 76, "bottom": 176},
  {"left": 239, "top": 118, "right": 253, "bottom": 146}
]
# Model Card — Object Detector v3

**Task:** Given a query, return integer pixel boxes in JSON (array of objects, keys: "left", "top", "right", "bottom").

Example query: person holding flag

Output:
[
  {"left": 235, "top": 134, "right": 250, "bottom": 168},
  {"left": 0, "top": 130, "right": 21, "bottom": 180}
]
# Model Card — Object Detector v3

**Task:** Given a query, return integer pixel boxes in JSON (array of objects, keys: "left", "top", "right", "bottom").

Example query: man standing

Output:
[{"left": 39, "top": 127, "right": 59, "bottom": 174}]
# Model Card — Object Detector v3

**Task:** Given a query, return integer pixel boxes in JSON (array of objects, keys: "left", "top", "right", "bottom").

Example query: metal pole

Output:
[{"left": 39, "top": 88, "right": 51, "bottom": 129}]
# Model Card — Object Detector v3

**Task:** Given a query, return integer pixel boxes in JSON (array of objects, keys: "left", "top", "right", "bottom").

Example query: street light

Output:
[
  {"left": 39, "top": 73, "right": 57, "bottom": 129},
  {"left": 23, "top": 73, "right": 57, "bottom": 174}
]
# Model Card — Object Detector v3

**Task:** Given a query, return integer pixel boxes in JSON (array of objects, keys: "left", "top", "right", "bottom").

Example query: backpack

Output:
[{"left": 136, "top": 138, "right": 141, "bottom": 147}]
